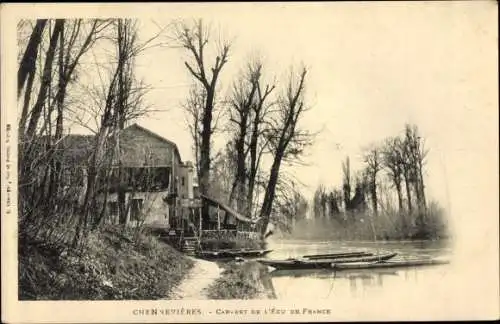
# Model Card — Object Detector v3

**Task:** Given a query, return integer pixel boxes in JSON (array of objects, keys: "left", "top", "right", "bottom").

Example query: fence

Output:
[{"left": 201, "top": 229, "right": 260, "bottom": 241}]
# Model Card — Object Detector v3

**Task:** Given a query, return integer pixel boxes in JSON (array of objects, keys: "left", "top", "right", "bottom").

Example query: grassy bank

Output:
[
  {"left": 19, "top": 225, "right": 194, "bottom": 300},
  {"left": 205, "top": 261, "right": 276, "bottom": 300}
]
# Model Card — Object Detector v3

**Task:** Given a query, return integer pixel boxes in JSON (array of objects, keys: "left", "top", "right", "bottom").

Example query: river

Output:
[{"left": 264, "top": 239, "right": 452, "bottom": 300}]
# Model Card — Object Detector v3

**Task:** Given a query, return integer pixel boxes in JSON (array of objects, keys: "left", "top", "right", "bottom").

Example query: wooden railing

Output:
[{"left": 201, "top": 229, "right": 260, "bottom": 241}]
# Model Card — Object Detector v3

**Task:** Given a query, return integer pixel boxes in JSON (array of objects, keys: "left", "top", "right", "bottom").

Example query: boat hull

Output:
[
  {"left": 258, "top": 253, "right": 397, "bottom": 270},
  {"left": 303, "top": 251, "right": 373, "bottom": 260},
  {"left": 331, "top": 259, "right": 450, "bottom": 270}
]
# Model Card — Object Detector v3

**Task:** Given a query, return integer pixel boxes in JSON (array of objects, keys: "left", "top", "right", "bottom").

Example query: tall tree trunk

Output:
[
  {"left": 395, "top": 179, "right": 403, "bottom": 213},
  {"left": 18, "top": 19, "right": 47, "bottom": 98},
  {"left": 259, "top": 150, "right": 283, "bottom": 235},
  {"left": 371, "top": 179, "right": 378, "bottom": 216},
  {"left": 19, "top": 64, "right": 37, "bottom": 138},
  {"left": 227, "top": 129, "right": 248, "bottom": 224},
  {"left": 199, "top": 89, "right": 215, "bottom": 226},
  {"left": 48, "top": 22, "right": 65, "bottom": 202},
  {"left": 72, "top": 136, "right": 102, "bottom": 248},
  {"left": 417, "top": 164, "right": 427, "bottom": 210},
  {"left": 25, "top": 19, "right": 64, "bottom": 141},
  {"left": 246, "top": 115, "right": 260, "bottom": 219},
  {"left": 404, "top": 171, "right": 412, "bottom": 213}
]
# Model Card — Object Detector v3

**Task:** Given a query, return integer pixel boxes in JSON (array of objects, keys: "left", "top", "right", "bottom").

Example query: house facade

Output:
[
  {"left": 57, "top": 123, "right": 259, "bottom": 246},
  {"left": 103, "top": 124, "right": 196, "bottom": 228}
]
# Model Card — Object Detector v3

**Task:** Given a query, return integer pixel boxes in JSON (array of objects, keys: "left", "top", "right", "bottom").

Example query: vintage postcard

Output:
[{"left": 1, "top": 2, "right": 499, "bottom": 323}]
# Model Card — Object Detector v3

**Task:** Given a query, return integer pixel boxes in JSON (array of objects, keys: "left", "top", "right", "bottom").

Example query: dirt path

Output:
[{"left": 170, "top": 257, "right": 223, "bottom": 300}]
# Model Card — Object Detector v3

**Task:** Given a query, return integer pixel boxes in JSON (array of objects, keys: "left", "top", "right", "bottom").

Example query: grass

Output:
[
  {"left": 205, "top": 260, "right": 276, "bottom": 300},
  {"left": 18, "top": 225, "right": 194, "bottom": 300}
]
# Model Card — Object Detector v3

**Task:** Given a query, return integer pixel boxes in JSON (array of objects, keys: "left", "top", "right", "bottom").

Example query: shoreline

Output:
[
  {"left": 170, "top": 257, "right": 223, "bottom": 300},
  {"left": 205, "top": 260, "right": 276, "bottom": 300}
]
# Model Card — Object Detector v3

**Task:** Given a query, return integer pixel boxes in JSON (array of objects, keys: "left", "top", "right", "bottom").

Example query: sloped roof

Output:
[
  {"left": 200, "top": 194, "right": 260, "bottom": 224},
  {"left": 51, "top": 124, "right": 183, "bottom": 168},
  {"left": 29, "top": 134, "right": 95, "bottom": 166},
  {"left": 120, "top": 123, "right": 182, "bottom": 165},
  {"left": 59, "top": 134, "right": 95, "bottom": 163}
]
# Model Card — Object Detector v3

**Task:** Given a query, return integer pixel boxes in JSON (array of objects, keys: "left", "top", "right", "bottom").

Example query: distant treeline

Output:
[{"left": 306, "top": 124, "right": 448, "bottom": 240}]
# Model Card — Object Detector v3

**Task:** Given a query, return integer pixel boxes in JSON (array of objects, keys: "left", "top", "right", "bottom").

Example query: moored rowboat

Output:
[
  {"left": 257, "top": 252, "right": 397, "bottom": 270},
  {"left": 302, "top": 251, "right": 373, "bottom": 260},
  {"left": 330, "top": 259, "right": 449, "bottom": 270}
]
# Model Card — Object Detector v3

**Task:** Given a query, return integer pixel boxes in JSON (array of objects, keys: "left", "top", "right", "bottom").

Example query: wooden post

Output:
[
  {"left": 198, "top": 206, "right": 202, "bottom": 235},
  {"left": 217, "top": 206, "right": 220, "bottom": 231}
]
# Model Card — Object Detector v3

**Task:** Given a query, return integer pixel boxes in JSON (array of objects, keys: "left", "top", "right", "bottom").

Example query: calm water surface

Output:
[{"left": 264, "top": 239, "right": 452, "bottom": 300}]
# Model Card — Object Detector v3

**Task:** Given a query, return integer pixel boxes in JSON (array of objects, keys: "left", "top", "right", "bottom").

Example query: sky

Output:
[
  {"left": 21, "top": 2, "right": 497, "bottom": 214},
  {"left": 2, "top": 2, "right": 499, "bottom": 318},
  {"left": 83, "top": 1, "right": 497, "bottom": 211}
]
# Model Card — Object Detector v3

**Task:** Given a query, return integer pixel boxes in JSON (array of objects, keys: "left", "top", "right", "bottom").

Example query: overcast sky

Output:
[
  {"left": 81, "top": 1, "right": 495, "bottom": 210},
  {"left": 12, "top": 2, "right": 496, "bottom": 213}
]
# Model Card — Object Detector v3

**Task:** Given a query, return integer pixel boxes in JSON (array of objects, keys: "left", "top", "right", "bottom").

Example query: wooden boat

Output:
[
  {"left": 197, "top": 249, "right": 273, "bottom": 260},
  {"left": 302, "top": 251, "right": 373, "bottom": 260},
  {"left": 257, "top": 252, "right": 397, "bottom": 270},
  {"left": 268, "top": 268, "right": 400, "bottom": 278},
  {"left": 330, "top": 259, "right": 449, "bottom": 271}
]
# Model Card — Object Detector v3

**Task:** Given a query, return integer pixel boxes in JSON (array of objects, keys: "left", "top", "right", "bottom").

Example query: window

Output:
[
  {"left": 181, "top": 177, "right": 185, "bottom": 186},
  {"left": 130, "top": 199, "right": 143, "bottom": 221},
  {"left": 107, "top": 201, "right": 119, "bottom": 224},
  {"left": 108, "top": 201, "right": 118, "bottom": 216}
]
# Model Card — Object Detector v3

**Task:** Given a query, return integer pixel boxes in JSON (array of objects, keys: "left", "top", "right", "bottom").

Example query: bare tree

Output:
[
  {"left": 184, "top": 85, "right": 206, "bottom": 181},
  {"left": 225, "top": 59, "right": 276, "bottom": 220},
  {"left": 313, "top": 184, "right": 327, "bottom": 218},
  {"left": 259, "top": 66, "right": 313, "bottom": 236},
  {"left": 404, "top": 124, "right": 428, "bottom": 212},
  {"left": 342, "top": 156, "right": 351, "bottom": 212},
  {"left": 18, "top": 19, "right": 114, "bottom": 244},
  {"left": 226, "top": 63, "right": 260, "bottom": 212},
  {"left": 23, "top": 20, "right": 64, "bottom": 142},
  {"left": 328, "top": 189, "right": 342, "bottom": 219},
  {"left": 72, "top": 18, "right": 153, "bottom": 247},
  {"left": 246, "top": 66, "right": 275, "bottom": 218},
  {"left": 18, "top": 19, "right": 47, "bottom": 99},
  {"left": 382, "top": 136, "right": 405, "bottom": 213},
  {"left": 174, "top": 19, "right": 231, "bottom": 226},
  {"left": 363, "top": 146, "right": 382, "bottom": 215},
  {"left": 272, "top": 178, "right": 308, "bottom": 233}
]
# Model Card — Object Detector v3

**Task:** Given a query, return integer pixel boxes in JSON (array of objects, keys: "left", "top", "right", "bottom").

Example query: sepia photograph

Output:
[{"left": 1, "top": 1, "right": 499, "bottom": 322}]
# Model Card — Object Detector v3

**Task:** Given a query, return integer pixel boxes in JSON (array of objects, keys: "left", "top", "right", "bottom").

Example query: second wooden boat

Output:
[
  {"left": 303, "top": 251, "right": 373, "bottom": 260},
  {"left": 258, "top": 252, "right": 397, "bottom": 270},
  {"left": 330, "top": 259, "right": 449, "bottom": 270}
]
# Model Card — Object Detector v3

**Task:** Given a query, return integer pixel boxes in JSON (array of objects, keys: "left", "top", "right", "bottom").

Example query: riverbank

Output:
[
  {"left": 18, "top": 225, "right": 194, "bottom": 300},
  {"left": 205, "top": 260, "right": 276, "bottom": 300}
]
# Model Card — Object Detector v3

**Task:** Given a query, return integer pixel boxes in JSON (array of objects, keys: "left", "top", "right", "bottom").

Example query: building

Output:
[
  {"left": 102, "top": 123, "right": 196, "bottom": 228},
  {"left": 56, "top": 123, "right": 259, "bottom": 247}
]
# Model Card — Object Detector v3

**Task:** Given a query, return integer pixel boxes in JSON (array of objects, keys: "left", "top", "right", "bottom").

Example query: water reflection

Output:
[{"left": 265, "top": 239, "right": 451, "bottom": 299}]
